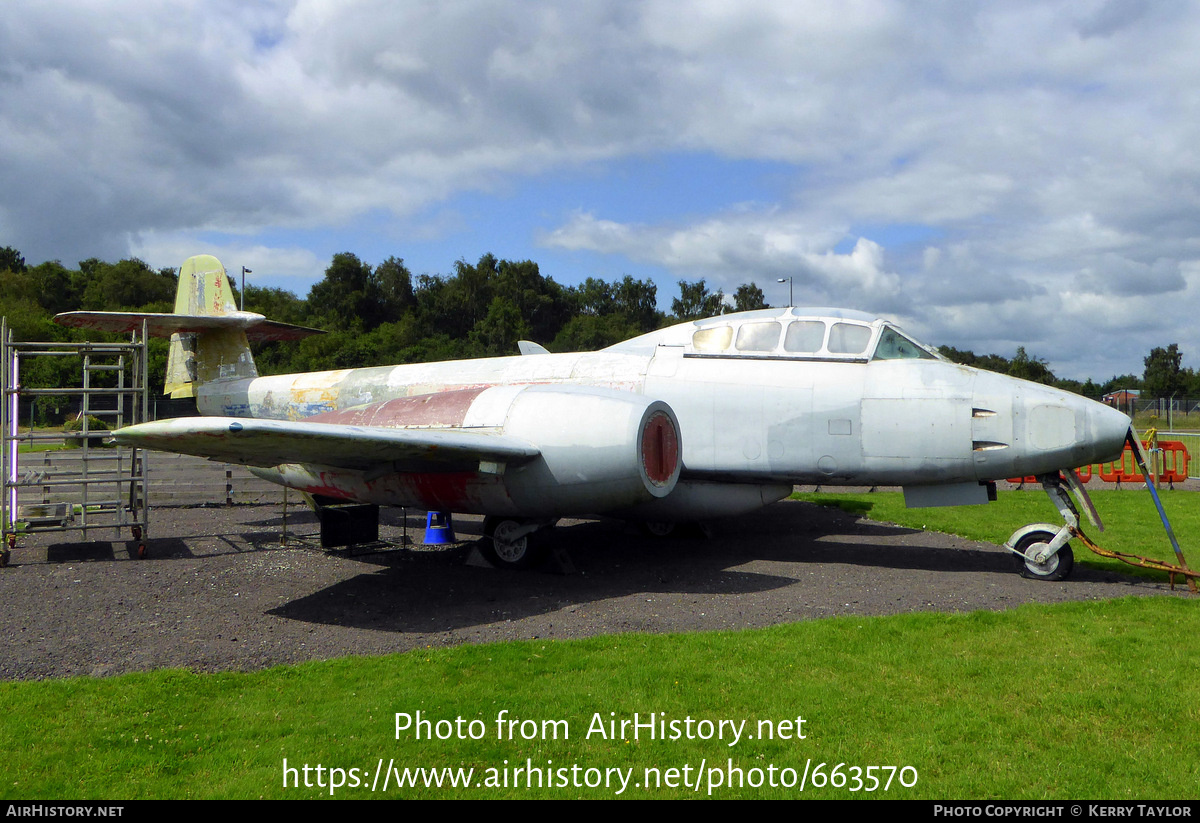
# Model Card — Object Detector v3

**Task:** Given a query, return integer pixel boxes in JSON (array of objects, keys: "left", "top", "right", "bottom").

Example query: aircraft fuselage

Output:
[{"left": 195, "top": 308, "right": 1130, "bottom": 518}]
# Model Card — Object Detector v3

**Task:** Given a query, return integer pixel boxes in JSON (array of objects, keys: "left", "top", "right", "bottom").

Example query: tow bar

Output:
[{"left": 1012, "top": 428, "right": 1199, "bottom": 592}]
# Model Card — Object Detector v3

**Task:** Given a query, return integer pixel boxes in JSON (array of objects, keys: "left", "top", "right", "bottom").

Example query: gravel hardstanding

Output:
[{"left": 0, "top": 498, "right": 1181, "bottom": 681}]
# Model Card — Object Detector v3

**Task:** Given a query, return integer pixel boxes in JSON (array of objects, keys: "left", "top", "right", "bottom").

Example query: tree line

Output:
[
  {"left": 0, "top": 245, "right": 1173, "bottom": 403},
  {"left": 0, "top": 246, "right": 767, "bottom": 397}
]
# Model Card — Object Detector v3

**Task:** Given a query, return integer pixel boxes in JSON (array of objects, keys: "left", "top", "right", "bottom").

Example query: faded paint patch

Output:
[
  {"left": 1029, "top": 404, "right": 1077, "bottom": 451},
  {"left": 395, "top": 471, "right": 476, "bottom": 511},
  {"left": 308, "top": 388, "right": 489, "bottom": 428}
]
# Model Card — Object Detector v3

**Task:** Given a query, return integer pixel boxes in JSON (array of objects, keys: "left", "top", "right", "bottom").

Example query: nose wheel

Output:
[
  {"left": 1006, "top": 473, "right": 1090, "bottom": 582},
  {"left": 1012, "top": 529, "right": 1075, "bottom": 581}
]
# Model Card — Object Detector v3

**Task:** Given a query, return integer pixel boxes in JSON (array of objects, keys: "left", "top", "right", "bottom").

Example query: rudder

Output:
[{"left": 167, "top": 255, "right": 252, "bottom": 398}]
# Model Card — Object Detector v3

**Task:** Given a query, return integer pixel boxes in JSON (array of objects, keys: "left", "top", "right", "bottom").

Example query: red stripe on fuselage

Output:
[
  {"left": 399, "top": 471, "right": 476, "bottom": 511},
  {"left": 307, "top": 387, "right": 490, "bottom": 428}
]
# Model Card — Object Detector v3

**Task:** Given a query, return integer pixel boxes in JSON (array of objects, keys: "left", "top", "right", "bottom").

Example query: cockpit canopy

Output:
[{"left": 607, "top": 307, "right": 943, "bottom": 363}]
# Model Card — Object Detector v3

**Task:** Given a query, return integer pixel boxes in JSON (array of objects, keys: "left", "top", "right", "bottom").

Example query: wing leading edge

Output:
[{"left": 113, "top": 417, "right": 541, "bottom": 472}]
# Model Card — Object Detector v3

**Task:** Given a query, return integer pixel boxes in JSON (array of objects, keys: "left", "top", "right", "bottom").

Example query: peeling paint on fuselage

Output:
[{"left": 201, "top": 352, "right": 649, "bottom": 423}]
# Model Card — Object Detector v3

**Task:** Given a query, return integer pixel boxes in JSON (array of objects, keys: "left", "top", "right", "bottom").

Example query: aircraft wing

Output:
[{"left": 113, "top": 417, "right": 541, "bottom": 472}]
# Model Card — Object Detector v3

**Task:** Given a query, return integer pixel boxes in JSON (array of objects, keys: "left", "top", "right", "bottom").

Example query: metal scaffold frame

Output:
[{"left": 1, "top": 318, "right": 150, "bottom": 563}]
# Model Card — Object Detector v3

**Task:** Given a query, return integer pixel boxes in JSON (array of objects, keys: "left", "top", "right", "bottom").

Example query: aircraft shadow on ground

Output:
[
  {"left": 41, "top": 532, "right": 289, "bottom": 563},
  {"left": 45, "top": 541, "right": 152, "bottom": 563},
  {"left": 265, "top": 501, "right": 1108, "bottom": 634}
]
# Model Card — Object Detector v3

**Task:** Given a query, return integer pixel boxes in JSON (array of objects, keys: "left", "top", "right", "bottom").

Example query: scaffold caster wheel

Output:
[
  {"left": 6, "top": 534, "right": 15, "bottom": 550},
  {"left": 132, "top": 525, "right": 142, "bottom": 540},
  {"left": 137, "top": 543, "right": 147, "bottom": 560}
]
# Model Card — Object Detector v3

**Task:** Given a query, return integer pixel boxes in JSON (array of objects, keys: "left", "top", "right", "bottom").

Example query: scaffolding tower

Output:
[{"left": 1, "top": 318, "right": 150, "bottom": 564}]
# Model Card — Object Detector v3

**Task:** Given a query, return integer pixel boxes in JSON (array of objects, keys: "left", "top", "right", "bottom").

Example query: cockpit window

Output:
[
  {"left": 827, "top": 322, "right": 873, "bottom": 355},
  {"left": 873, "top": 326, "right": 936, "bottom": 360},
  {"left": 783, "top": 320, "right": 826, "bottom": 353},
  {"left": 735, "top": 321, "right": 781, "bottom": 352},
  {"left": 692, "top": 326, "right": 733, "bottom": 352}
]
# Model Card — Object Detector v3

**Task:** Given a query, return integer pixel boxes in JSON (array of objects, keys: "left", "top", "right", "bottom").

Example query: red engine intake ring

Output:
[{"left": 641, "top": 409, "right": 681, "bottom": 488}]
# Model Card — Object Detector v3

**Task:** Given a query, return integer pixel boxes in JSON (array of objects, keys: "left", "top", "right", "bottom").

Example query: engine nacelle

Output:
[
  {"left": 255, "top": 385, "right": 682, "bottom": 517},
  {"left": 486, "top": 384, "right": 682, "bottom": 514}
]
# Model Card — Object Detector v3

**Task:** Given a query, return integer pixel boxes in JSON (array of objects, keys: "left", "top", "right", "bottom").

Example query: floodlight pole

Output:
[
  {"left": 241, "top": 266, "right": 252, "bottom": 311},
  {"left": 777, "top": 276, "right": 793, "bottom": 307}
]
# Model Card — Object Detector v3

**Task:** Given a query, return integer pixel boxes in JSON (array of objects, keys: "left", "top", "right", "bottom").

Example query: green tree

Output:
[
  {"left": 574, "top": 277, "right": 616, "bottom": 316},
  {"left": 1143, "top": 344, "right": 1188, "bottom": 399},
  {"left": 494, "top": 259, "right": 571, "bottom": 343},
  {"left": 244, "top": 285, "right": 307, "bottom": 325},
  {"left": 613, "top": 276, "right": 659, "bottom": 331},
  {"left": 468, "top": 296, "right": 531, "bottom": 356},
  {"left": 1008, "top": 346, "right": 1055, "bottom": 385},
  {"left": 306, "top": 252, "right": 386, "bottom": 331},
  {"left": 1100, "top": 374, "right": 1141, "bottom": 395},
  {"left": 26, "top": 261, "right": 82, "bottom": 315},
  {"left": 78, "top": 258, "right": 176, "bottom": 311},
  {"left": 455, "top": 253, "right": 498, "bottom": 331},
  {"left": 0, "top": 246, "right": 26, "bottom": 274},
  {"left": 730, "top": 282, "right": 768, "bottom": 312},
  {"left": 376, "top": 256, "right": 416, "bottom": 320},
  {"left": 672, "top": 279, "right": 724, "bottom": 321},
  {"left": 550, "top": 314, "right": 645, "bottom": 352}
]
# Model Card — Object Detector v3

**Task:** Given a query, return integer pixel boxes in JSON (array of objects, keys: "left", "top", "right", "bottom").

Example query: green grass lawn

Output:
[
  {"left": 15, "top": 440, "right": 69, "bottom": 453},
  {"left": 0, "top": 598, "right": 1195, "bottom": 800},
  {"left": 795, "top": 488, "right": 1200, "bottom": 584},
  {"left": 1132, "top": 410, "right": 1200, "bottom": 433}
]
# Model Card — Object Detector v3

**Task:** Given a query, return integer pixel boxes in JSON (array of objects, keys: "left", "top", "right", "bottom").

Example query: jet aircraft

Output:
[{"left": 55, "top": 256, "right": 1132, "bottom": 580}]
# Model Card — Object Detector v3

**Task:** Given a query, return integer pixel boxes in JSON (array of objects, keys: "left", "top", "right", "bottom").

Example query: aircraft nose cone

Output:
[{"left": 1086, "top": 399, "right": 1131, "bottom": 464}]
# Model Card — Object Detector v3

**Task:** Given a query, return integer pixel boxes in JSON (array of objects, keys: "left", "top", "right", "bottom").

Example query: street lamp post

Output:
[
  {"left": 777, "top": 277, "right": 793, "bottom": 307},
  {"left": 241, "top": 266, "right": 252, "bottom": 311}
]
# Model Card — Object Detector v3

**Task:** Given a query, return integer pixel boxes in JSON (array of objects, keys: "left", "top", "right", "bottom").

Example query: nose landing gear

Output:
[{"left": 1005, "top": 472, "right": 1095, "bottom": 582}]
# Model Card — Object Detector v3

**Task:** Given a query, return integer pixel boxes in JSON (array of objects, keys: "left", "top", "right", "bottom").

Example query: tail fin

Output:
[
  {"left": 53, "top": 255, "right": 322, "bottom": 399},
  {"left": 166, "top": 255, "right": 246, "bottom": 398}
]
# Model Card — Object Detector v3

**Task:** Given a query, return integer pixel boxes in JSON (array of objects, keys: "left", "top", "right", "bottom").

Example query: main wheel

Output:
[
  {"left": 640, "top": 521, "right": 677, "bottom": 538},
  {"left": 480, "top": 517, "right": 547, "bottom": 570},
  {"left": 1013, "top": 530, "right": 1074, "bottom": 581}
]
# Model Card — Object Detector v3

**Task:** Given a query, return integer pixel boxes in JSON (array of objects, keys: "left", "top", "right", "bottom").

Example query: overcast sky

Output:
[{"left": 3, "top": 0, "right": 1198, "bottom": 380}]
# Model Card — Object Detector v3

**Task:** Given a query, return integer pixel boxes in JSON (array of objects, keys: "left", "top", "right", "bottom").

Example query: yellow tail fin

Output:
[
  {"left": 54, "top": 254, "right": 320, "bottom": 400},
  {"left": 166, "top": 255, "right": 250, "bottom": 398}
]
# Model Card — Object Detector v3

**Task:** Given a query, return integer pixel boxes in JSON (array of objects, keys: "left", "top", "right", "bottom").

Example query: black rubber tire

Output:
[
  {"left": 1013, "top": 530, "right": 1074, "bottom": 581},
  {"left": 480, "top": 517, "right": 547, "bottom": 570},
  {"left": 640, "top": 521, "right": 677, "bottom": 538}
]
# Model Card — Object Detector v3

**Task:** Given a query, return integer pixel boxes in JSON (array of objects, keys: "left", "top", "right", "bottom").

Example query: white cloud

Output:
[
  {"left": 4, "top": 1, "right": 1200, "bottom": 378},
  {"left": 129, "top": 232, "right": 323, "bottom": 284},
  {"left": 543, "top": 209, "right": 902, "bottom": 310}
]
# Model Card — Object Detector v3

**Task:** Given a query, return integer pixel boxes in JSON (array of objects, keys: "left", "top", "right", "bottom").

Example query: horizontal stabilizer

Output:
[
  {"left": 113, "top": 417, "right": 542, "bottom": 472},
  {"left": 53, "top": 311, "right": 323, "bottom": 342}
]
